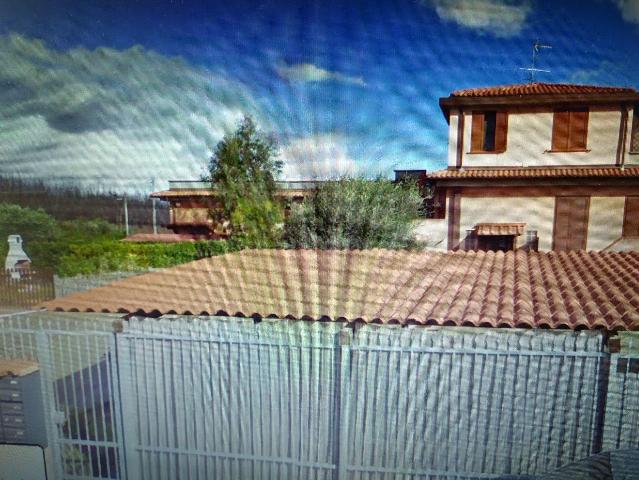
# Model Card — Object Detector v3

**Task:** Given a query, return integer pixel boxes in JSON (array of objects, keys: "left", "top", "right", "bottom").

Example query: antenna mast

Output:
[{"left": 520, "top": 40, "right": 552, "bottom": 83}]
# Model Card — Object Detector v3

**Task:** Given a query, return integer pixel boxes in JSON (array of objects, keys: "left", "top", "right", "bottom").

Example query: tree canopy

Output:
[
  {"left": 206, "top": 116, "right": 283, "bottom": 246},
  {"left": 283, "top": 177, "right": 424, "bottom": 249}
]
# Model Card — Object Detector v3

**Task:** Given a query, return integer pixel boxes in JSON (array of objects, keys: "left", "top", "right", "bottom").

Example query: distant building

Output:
[
  {"left": 421, "top": 82, "right": 639, "bottom": 251},
  {"left": 150, "top": 180, "right": 322, "bottom": 237}
]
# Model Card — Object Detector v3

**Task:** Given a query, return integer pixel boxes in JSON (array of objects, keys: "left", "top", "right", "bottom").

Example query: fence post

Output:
[
  {"left": 35, "top": 331, "right": 64, "bottom": 480},
  {"left": 114, "top": 330, "right": 141, "bottom": 480},
  {"left": 336, "top": 328, "right": 352, "bottom": 480}
]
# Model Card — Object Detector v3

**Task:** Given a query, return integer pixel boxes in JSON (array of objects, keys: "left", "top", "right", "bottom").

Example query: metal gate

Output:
[
  {"left": 3, "top": 312, "right": 637, "bottom": 480},
  {"left": 0, "top": 312, "right": 126, "bottom": 480},
  {"left": 343, "top": 325, "right": 609, "bottom": 479},
  {"left": 116, "top": 317, "right": 344, "bottom": 480}
]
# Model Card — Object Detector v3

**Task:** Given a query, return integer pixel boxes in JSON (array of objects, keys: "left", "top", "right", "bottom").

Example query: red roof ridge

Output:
[
  {"left": 427, "top": 165, "right": 639, "bottom": 180},
  {"left": 450, "top": 82, "right": 638, "bottom": 97}
]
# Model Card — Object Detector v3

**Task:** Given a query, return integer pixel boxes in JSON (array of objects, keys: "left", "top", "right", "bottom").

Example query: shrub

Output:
[
  {"left": 0, "top": 203, "right": 57, "bottom": 260},
  {"left": 284, "top": 177, "right": 424, "bottom": 249},
  {"left": 0, "top": 203, "right": 237, "bottom": 276}
]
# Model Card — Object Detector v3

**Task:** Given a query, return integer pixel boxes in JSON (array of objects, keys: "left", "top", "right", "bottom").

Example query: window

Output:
[
  {"left": 631, "top": 106, "right": 639, "bottom": 153},
  {"left": 551, "top": 109, "right": 589, "bottom": 151},
  {"left": 470, "top": 111, "right": 507, "bottom": 152}
]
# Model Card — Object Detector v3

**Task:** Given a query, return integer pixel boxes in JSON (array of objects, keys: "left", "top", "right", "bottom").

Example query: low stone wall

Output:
[{"left": 54, "top": 270, "right": 154, "bottom": 298}]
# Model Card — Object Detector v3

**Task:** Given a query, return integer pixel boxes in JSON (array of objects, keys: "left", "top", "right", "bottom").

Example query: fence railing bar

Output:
[
  {"left": 345, "top": 464, "right": 499, "bottom": 477},
  {"left": 351, "top": 345, "right": 607, "bottom": 358},
  {"left": 83, "top": 336, "right": 104, "bottom": 479},
  {"left": 121, "top": 332, "right": 609, "bottom": 357},
  {"left": 58, "top": 437, "right": 120, "bottom": 448},
  {"left": 93, "top": 336, "right": 114, "bottom": 479},
  {"left": 36, "top": 331, "right": 65, "bottom": 480},
  {"left": 134, "top": 445, "right": 337, "bottom": 470},
  {"left": 114, "top": 333, "right": 140, "bottom": 479},
  {"left": 64, "top": 333, "right": 90, "bottom": 478},
  {"left": 335, "top": 332, "right": 351, "bottom": 480},
  {"left": 0, "top": 308, "right": 45, "bottom": 318},
  {"left": 120, "top": 332, "right": 339, "bottom": 348},
  {"left": 1, "top": 328, "right": 114, "bottom": 337}
]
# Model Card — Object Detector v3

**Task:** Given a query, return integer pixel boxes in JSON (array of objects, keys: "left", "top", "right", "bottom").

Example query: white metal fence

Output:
[
  {"left": 118, "top": 317, "right": 343, "bottom": 480},
  {"left": 0, "top": 311, "right": 124, "bottom": 480},
  {"left": 0, "top": 312, "right": 637, "bottom": 480}
]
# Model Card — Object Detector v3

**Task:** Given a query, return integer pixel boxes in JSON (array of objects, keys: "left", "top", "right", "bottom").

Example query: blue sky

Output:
[{"left": 0, "top": 0, "right": 638, "bottom": 193}]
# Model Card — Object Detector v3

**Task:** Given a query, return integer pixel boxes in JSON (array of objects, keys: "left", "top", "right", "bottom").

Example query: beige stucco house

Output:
[{"left": 418, "top": 82, "right": 639, "bottom": 251}]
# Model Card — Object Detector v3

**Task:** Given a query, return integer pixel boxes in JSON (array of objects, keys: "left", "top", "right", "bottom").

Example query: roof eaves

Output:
[{"left": 439, "top": 92, "right": 639, "bottom": 120}]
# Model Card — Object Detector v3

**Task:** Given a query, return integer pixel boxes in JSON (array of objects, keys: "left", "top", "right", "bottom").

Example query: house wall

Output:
[
  {"left": 455, "top": 193, "right": 628, "bottom": 252},
  {"left": 172, "top": 207, "right": 212, "bottom": 226},
  {"left": 587, "top": 196, "right": 626, "bottom": 250},
  {"left": 447, "top": 112, "right": 460, "bottom": 167},
  {"left": 459, "top": 195, "right": 556, "bottom": 251},
  {"left": 452, "top": 109, "right": 623, "bottom": 168},
  {"left": 413, "top": 218, "right": 448, "bottom": 249},
  {"left": 626, "top": 107, "right": 639, "bottom": 165}
]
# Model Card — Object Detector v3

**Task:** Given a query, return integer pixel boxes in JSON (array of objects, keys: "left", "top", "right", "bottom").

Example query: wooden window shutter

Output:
[
  {"left": 494, "top": 112, "right": 508, "bottom": 151},
  {"left": 570, "top": 110, "right": 588, "bottom": 150},
  {"left": 630, "top": 107, "right": 639, "bottom": 153},
  {"left": 552, "top": 111, "right": 570, "bottom": 151},
  {"left": 471, "top": 112, "right": 484, "bottom": 151}
]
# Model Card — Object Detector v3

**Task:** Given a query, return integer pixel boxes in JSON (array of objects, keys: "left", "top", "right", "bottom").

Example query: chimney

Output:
[{"left": 5, "top": 235, "right": 31, "bottom": 271}]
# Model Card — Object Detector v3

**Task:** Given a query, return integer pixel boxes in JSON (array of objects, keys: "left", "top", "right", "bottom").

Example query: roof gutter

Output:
[{"left": 439, "top": 93, "right": 639, "bottom": 122}]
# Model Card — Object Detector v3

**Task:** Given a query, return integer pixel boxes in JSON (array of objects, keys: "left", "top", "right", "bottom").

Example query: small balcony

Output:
[{"left": 167, "top": 180, "right": 323, "bottom": 191}]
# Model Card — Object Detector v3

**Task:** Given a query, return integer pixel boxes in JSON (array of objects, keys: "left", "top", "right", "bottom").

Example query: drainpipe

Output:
[{"left": 620, "top": 106, "right": 629, "bottom": 170}]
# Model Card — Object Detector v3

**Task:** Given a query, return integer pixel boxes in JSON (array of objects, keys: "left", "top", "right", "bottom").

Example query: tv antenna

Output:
[{"left": 519, "top": 40, "right": 552, "bottom": 83}]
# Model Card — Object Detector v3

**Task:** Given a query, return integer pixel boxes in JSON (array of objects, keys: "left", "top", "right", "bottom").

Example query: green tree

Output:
[
  {"left": 0, "top": 203, "right": 57, "bottom": 260},
  {"left": 206, "top": 116, "right": 283, "bottom": 245},
  {"left": 283, "top": 177, "right": 424, "bottom": 249}
]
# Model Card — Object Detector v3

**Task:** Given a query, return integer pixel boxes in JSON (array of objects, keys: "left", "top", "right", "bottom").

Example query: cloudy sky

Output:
[{"left": 1, "top": 0, "right": 638, "bottom": 194}]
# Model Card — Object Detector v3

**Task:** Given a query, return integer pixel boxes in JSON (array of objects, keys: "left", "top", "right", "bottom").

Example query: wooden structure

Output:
[
  {"left": 0, "top": 269, "right": 55, "bottom": 308},
  {"left": 0, "top": 359, "right": 38, "bottom": 378},
  {"left": 150, "top": 180, "right": 321, "bottom": 237}
]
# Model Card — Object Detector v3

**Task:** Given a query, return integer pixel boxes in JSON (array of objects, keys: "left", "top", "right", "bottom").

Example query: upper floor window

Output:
[
  {"left": 551, "top": 109, "right": 588, "bottom": 151},
  {"left": 471, "top": 111, "right": 507, "bottom": 153},
  {"left": 631, "top": 106, "right": 639, "bottom": 154}
]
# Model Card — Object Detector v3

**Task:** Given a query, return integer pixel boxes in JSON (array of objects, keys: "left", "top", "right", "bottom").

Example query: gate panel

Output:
[
  {"left": 116, "top": 316, "right": 343, "bottom": 480},
  {"left": 602, "top": 332, "right": 639, "bottom": 450},
  {"left": 0, "top": 312, "right": 125, "bottom": 480},
  {"left": 346, "top": 326, "right": 607, "bottom": 479},
  {"left": 37, "top": 329, "right": 124, "bottom": 479}
]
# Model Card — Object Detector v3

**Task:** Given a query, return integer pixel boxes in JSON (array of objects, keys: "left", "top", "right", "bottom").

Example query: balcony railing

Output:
[
  {"left": 168, "top": 180, "right": 323, "bottom": 191},
  {"left": 168, "top": 180, "right": 212, "bottom": 190}
]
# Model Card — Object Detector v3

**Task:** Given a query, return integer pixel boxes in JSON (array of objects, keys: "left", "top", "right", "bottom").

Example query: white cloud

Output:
[
  {"left": 615, "top": 0, "right": 639, "bottom": 23},
  {"left": 426, "top": 0, "right": 532, "bottom": 37},
  {"left": 568, "top": 61, "right": 615, "bottom": 84},
  {"left": 0, "top": 34, "right": 260, "bottom": 194},
  {"left": 279, "top": 135, "right": 360, "bottom": 180},
  {"left": 276, "top": 62, "right": 366, "bottom": 87}
]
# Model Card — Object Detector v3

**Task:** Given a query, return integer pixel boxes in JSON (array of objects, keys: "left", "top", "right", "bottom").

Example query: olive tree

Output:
[{"left": 283, "top": 177, "right": 424, "bottom": 249}]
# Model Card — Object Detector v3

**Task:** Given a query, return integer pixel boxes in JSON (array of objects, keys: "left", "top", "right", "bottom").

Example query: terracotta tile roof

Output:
[
  {"left": 451, "top": 83, "right": 638, "bottom": 97},
  {"left": 427, "top": 166, "right": 639, "bottom": 180},
  {"left": 475, "top": 223, "right": 526, "bottom": 236},
  {"left": 41, "top": 249, "right": 639, "bottom": 331},
  {"left": 605, "top": 237, "right": 639, "bottom": 252},
  {"left": 150, "top": 189, "right": 216, "bottom": 198},
  {"left": 151, "top": 189, "right": 311, "bottom": 199}
]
